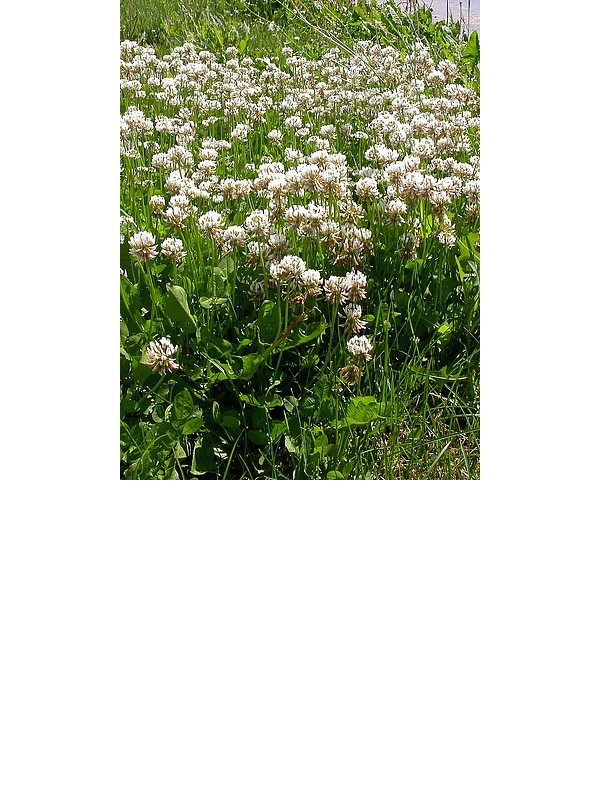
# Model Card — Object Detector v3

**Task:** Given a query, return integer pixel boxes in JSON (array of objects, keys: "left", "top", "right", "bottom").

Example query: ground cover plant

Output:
[{"left": 120, "top": 0, "right": 480, "bottom": 479}]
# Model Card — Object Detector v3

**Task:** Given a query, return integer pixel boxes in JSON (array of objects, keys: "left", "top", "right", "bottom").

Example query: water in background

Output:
[{"left": 426, "top": 0, "right": 480, "bottom": 33}]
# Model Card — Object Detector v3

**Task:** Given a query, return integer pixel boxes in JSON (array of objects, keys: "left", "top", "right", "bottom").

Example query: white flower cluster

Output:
[
  {"left": 144, "top": 337, "right": 179, "bottom": 373},
  {"left": 121, "top": 35, "right": 480, "bottom": 380}
]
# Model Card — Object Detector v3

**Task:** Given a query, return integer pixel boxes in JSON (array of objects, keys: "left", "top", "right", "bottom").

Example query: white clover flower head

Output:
[
  {"left": 269, "top": 263, "right": 284, "bottom": 287},
  {"left": 164, "top": 170, "right": 186, "bottom": 194},
  {"left": 284, "top": 147, "right": 303, "bottom": 163},
  {"left": 145, "top": 337, "right": 179, "bottom": 373},
  {"left": 129, "top": 231, "right": 158, "bottom": 262},
  {"left": 284, "top": 115, "right": 303, "bottom": 131},
  {"left": 340, "top": 303, "right": 367, "bottom": 335},
  {"left": 244, "top": 209, "right": 271, "bottom": 238},
  {"left": 464, "top": 179, "right": 480, "bottom": 202},
  {"left": 437, "top": 228, "right": 456, "bottom": 248},
  {"left": 197, "top": 210, "right": 225, "bottom": 233},
  {"left": 166, "top": 145, "right": 194, "bottom": 169},
  {"left": 347, "top": 335, "right": 373, "bottom": 362},
  {"left": 385, "top": 198, "right": 408, "bottom": 224},
  {"left": 164, "top": 203, "right": 190, "bottom": 229},
  {"left": 274, "top": 255, "right": 306, "bottom": 282},
  {"left": 161, "top": 237, "right": 186, "bottom": 263},
  {"left": 335, "top": 225, "right": 372, "bottom": 266},
  {"left": 169, "top": 193, "right": 191, "bottom": 211},
  {"left": 299, "top": 269, "right": 323, "bottom": 297},
  {"left": 324, "top": 275, "right": 349, "bottom": 305},
  {"left": 231, "top": 123, "right": 251, "bottom": 141},
  {"left": 345, "top": 269, "right": 368, "bottom": 302},
  {"left": 151, "top": 152, "right": 171, "bottom": 171},
  {"left": 355, "top": 177, "right": 380, "bottom": 201},
  {"left": 265, "top": 233, "right": 290, "bottom": 262},
  {"left": 365, "top": 144, "right": 399, "bottom": 166},
  {"left": 267, "top": 175, "right": 289, "bottom": 198},
  {"left": 149, "top": 195, "right": 166, "bottom": 214},
  {"left": 246, "top": 240, "right": 262, "bottom": 265},
  {"left": 437, "top": 214, "right": 457, "bottom": 248},
  {"left": 222, "top": 225, "right": 248, "bottom": 249},
  {"left": 267, "top": 129, "right": 284, "bottom": 145},
  {"left": 320, "top": 124, "right": 336, "bottom": 139}
]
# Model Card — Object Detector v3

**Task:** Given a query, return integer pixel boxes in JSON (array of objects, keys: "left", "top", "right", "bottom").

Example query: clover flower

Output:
[
  {"left": 355, "top": 177, "right": 380, "bottom": 201},
  {"left": 340, "top": 303, "right": 367, "bottom": 335},
  {"left": 324, "top": 276, "right": 349, "bottom": 305},
  {"left": 164, "top": 203, "right": 190, "bottom": 229},
  {"left": 144, "top": 337, "right": 179, "bottom": 373},
  {"left": 345, "top": 270, "right": 368, "bottom": 302},
  {"left": 244, "top": 209, "right": 271, "bottom": 238},
  {"left": 385, "top": 198, "right": 407, "bottom": 224},
  {"left": 222, "top": 225, "right": 248, "bottom": 250},
  {"left": 264, "top": 233, "right": 290, "bottom": 262},
  {"left": 338, "top": 363, "right": 362, "bottom": 385},
  {"left": 231, "top": 123, "right": 251, "bottom": 141},
  {"left": 300, "top": 269, "right": 323, "bottom": 297},
  {"left": 267, "top": 129, "right": 284, "bottom": 145},
  {"left": 436, "top": 214, "right": 457, "bottom": 248},
  {"left": 335, "top": 226, "right": 373, "bottom": 266},
  {"left": 198, "top": 211, "right": 225, "bottom": 236},
  {"left": 347, "top": 335, "right": 373, "bottom": 363},
  {"left": 129, "top": 231, "right": 158, "bottom": 262},
  {"left": 149, "top": 195, "right": 166, "bottom": 215},
  {"left": 161, "top": 237, "right": 186, "bottom": 263},
  {"left": 274, "top": 255, "right": 306, "bottom": 282}
]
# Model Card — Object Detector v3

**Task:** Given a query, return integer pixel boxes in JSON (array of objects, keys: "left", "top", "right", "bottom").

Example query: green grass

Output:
[{"left": 120, "top": 0, "right": 480, "bottom": 479}]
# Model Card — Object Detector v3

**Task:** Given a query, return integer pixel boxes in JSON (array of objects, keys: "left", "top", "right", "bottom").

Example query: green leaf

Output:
[
  {"left": 164, "top": 284, "right": 196, "bottom": 333},
  {"left": 343, "top": 396, "right": 380, "bottom": 427},
  {"left": 251, "top": 407, "right": 268, "bottom": 428},
  {"left": 437, "top": 321, "right": 453, "bottom": 346},
  {"left": 199, "top": 296, "right": 228, "bottom": 309},
  {"left": 270, "top": 421, "right": 287, "bottom": 443},
  {"left": 239, "top": 354, "right": 260, "bottom": 380},
  {"left": 284, "top": 435, "right": 297, "bottom": 454},
  {"left": 312, "top": 431, "right": 333, "bottom": 457},
  {"left": 173, "top": 441, "right": 186, "bottom": 460},
  {"left": 173, "top": 388, "right": 194, "bottom": 420},
  {"left": 462, "top": 30, "right": 480, "bottom": 68},
  {"left": 283, "top": 395, "right": 298, "bottom": 413},
  {"left": 257, "top": 300, "right": 281, "bottom": 344},
  {"left": 294, "top": 321, "right": 327, "bottom": 345},
  {"left": 220, "top": 411, "right": 242, "bottom": 430},
  {"left": 218, "top": 255, "right": 236, "bottom": 274},
  {"left": 209, "top": 338, "right": 233, "bottom": 355},
  {"left": 326, "top": 470, "right": 345, "bottom": 480},
  {"left": 182, "top": 416, "right": 204, "bottom": 435},
  {"left": 247, "top": 430, "right": 269, "bottom": 445},
  {"left": 191, "top": 439, "right": 216, "bottom": 475}
]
